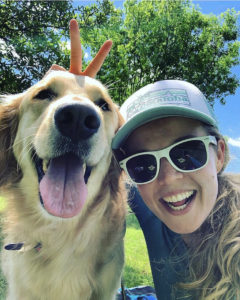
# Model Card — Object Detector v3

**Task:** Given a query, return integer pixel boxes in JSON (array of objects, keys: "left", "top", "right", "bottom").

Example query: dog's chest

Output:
[{"left": 3, "top": 237, "right": 114, "bottom": 299}]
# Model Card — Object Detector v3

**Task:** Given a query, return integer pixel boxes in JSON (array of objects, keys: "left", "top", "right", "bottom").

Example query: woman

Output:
[
  {"left": 53, "top": 19, "right": 240, "bottom": 300},
  {"left": 112, "top": 80, "right": 240, "bottom": 299}
]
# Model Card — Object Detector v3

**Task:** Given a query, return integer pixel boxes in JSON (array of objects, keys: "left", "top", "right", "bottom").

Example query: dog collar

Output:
[{"left": 4, "top": 242, "right": 42, "bottom": 252}]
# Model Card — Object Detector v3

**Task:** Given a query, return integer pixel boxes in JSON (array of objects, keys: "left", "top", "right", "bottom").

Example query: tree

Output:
[
  {"left": 1, "top": 0, "right": 239, "bottom": 107},
  {"left": 82, "top": 0, "right": 240, "bottom": 106},
  {"left": 0, "top": 0, "right": 119, "bottom": 94},
  {"left": 0, "top": 1, "right": 74, "bottom": 93}
]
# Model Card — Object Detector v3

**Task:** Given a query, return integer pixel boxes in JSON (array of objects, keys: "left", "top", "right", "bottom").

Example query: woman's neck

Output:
[{"left": 181, "top": 231, "right": 203, "bottom": 248}]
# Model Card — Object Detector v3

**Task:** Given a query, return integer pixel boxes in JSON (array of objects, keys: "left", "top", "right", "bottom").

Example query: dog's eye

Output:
[
  {"left": 95, "top": 98, "right": 110, "bottom": 111},
  {"left": 34, "top": 88, "right": 57, "bottom": 101}
]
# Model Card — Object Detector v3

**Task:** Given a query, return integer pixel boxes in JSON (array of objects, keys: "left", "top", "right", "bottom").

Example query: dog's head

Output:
[{"left": 0, "top": 71, "right": 124, "bottom": 219}]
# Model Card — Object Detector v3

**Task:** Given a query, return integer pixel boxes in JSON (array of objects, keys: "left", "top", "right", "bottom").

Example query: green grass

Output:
[
  {"left": 123, "top": 212, "right": 153, "bottom": 287},
  {"left": 0, "top": 197, "right": 153, "bottom": 297},
  {"left": 0, "top": 197, "right": 7, "bottom": 299}
]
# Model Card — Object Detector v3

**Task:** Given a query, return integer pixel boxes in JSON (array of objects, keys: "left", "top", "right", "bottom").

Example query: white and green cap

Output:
[{"left": 112, "top": 80, "right": 218, "bottom": 149}]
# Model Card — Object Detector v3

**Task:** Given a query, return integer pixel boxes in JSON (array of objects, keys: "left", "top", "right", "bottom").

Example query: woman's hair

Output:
[{"left": 177, "top": 125, "right": 240, "bottom": 299}]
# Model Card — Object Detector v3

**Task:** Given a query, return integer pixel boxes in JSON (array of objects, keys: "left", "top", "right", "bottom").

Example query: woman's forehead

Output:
[
  {"left": 137, "top": 116, "right": 203, "bottom": 130},
  {"left": 125, "top": 117, "right": 207, "bottom": 152}
]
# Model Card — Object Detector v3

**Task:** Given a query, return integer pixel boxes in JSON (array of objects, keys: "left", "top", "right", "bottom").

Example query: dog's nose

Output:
[{"left": 54, "top": 103, "right": 101, "bottom": 141}]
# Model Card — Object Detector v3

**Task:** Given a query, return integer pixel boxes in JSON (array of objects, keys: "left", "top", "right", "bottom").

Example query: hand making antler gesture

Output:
[{"left": 49, "top": 19, "right": 112, "bottom": 77}]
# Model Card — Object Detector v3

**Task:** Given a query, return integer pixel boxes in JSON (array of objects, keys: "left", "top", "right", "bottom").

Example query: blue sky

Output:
[
  {"left": 192, "top": 1, "right": 240, "bottom": 173},
  {"left": 74, "top": 0, "right": 240, "bottom": 172}
]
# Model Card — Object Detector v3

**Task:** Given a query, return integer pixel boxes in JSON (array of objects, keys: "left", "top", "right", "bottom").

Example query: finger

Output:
[
  {"left": 84, "top": 40, "right": 113, "bottom": 77},
  {"left": 69, "top": 19, "right": 82, "bottom": 74}
]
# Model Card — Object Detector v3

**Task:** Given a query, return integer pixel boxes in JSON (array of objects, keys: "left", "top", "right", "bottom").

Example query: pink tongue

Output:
[
  {"left": 39, "top": 154, "right": 87, "bottom": 218},
  {"left": 170, "top": 199, "right": 187, "bottom": 207}
]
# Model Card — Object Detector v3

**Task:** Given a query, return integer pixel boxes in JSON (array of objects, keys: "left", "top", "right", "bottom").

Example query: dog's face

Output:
[{"left": 0, "top": 71, "right": 123, "bottom": 219}]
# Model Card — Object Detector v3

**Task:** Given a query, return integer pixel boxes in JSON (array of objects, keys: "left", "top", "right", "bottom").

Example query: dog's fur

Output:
[{"left": 0, "top": 71, "right": 126, "bottom": 300}]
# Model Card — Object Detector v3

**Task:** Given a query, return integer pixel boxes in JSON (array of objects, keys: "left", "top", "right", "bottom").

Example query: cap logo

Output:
[{"left": 126, "top": 89, "right": 190, "bottom": 119}]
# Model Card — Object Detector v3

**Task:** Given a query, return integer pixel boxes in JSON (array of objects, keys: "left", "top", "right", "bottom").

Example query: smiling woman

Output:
[{"left": 112, "top": 80, "right": 240, "bottom": 299}]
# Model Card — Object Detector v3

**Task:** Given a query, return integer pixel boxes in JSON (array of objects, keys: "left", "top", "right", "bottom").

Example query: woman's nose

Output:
[{"left": 156, "top": 157, "right": 183, "bottom": 185}]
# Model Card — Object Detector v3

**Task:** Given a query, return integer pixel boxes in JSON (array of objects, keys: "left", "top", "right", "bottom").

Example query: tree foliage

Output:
[
  {"left": 0, "top": 0, "right": 117, "bottom": 93},
  {"left": 0, "top": 1, "right": 74, "bottom": 93},
  {"left": 81, "top": 0, "right": 240, "bottom": 105},
  {"left": 1, "top": 0, "right": 239, "bottom": 107}
]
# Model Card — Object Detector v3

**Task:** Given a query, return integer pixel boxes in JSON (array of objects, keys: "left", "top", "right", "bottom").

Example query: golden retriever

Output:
[{"left": 0, "top": 71, "right": 126, "bottom": 300}]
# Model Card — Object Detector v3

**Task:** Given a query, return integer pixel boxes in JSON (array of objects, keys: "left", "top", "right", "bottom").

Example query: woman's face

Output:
[{"left": 125, "top": 117, "right": 225, "bottom": 234}]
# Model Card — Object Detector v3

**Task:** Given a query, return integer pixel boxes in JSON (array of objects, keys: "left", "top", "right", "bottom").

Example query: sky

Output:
[
  {"left": 192, "top": 1, "right": 240, "bottom": 173},
  {"left": 74, "top": 0, "right": 240, "bottom": 173}
]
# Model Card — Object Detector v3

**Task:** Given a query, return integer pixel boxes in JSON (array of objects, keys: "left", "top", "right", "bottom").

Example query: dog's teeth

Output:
[
  {"left": 83, "top": 163, "right": 86, "bottom": 174},
  {"left": 42, "top": 160, "right": 49, "bottom": 173}
]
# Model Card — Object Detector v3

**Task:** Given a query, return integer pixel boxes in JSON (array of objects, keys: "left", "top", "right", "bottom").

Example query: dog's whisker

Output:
[
  {"left": 17, "top": 141, "right": 34, "bottom": 166},
  {"left": 105, "top": 79, "right": 121, "bottom": 89},
  {"left": 8, "top": 134, "right": 33, "bottom": 147},
  {"left": 7, "top": 131, "right": 39, "bottom": 151},
  {"left": 31, "top": 151, "right": 37, "bottom": 161}
]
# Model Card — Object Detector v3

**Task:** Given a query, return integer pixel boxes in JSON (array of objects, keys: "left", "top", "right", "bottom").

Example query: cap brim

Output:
[{"left": 112, "top": 106, "right": 218, "bottom": 149}]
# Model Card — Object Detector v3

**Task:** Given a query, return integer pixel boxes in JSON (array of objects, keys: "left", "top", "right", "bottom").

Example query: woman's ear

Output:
[{"left": 216, "top": 139, "right": 225, "bottom": 173}]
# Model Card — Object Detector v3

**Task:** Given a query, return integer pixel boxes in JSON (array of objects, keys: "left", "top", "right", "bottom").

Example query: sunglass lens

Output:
[
  {"left": 170, "top": 140, "right": 207, "bottom": 171},
  {"left": 126, "top": 154, "right": 157, "bottom": 183}
]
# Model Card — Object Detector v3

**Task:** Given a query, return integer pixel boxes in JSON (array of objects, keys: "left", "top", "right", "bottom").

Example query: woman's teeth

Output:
[
  {"left": 162, "top": 191, "right": 195, "bottom": 211},
  {"left": 163, "top": 191, "right": 194, "bottom": 203}
]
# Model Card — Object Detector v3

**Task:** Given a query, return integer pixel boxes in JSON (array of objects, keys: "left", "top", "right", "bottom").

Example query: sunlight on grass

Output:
[{"left": 124, "top": 213, "right": 153, "bottom": 287}]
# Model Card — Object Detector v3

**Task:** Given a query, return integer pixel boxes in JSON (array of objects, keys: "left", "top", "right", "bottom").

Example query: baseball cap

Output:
[{"left": 112, "top": 80, "right": 218, "bottom": 149}]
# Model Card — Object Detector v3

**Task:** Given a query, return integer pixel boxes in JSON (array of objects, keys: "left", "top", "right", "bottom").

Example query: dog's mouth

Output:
[{"left": 33, "top": 152, "right": 91, "bottom": 218}]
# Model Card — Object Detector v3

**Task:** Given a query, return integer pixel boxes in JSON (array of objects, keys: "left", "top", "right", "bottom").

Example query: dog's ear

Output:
[
  {"left": 115, "top": 106, "right": 125, "bottom": 133},
  {"left": 0, "top": 95, "right": 23, "bottom": 186}
]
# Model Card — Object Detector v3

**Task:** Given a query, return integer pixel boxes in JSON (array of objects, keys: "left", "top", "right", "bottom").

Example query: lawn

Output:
[
  {"left": 0, "top": 197, "right": 7, "bottom": 299},
  {"left": 0, "top": 197, "right": 153, "bottom": 298},
  {"left": 123, "top": 212, "right": 153, "bottom": 288}
]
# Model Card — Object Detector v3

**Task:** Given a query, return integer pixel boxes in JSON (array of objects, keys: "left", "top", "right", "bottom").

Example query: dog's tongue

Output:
[{"left": 39, "top": 154, "right": 87, "bottom": 218}]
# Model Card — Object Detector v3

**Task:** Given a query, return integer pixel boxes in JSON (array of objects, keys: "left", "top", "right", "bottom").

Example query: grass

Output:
[
  {"left": 123, "top": 212, "right": 153, "bottom": 287},
  {"left": 0, "top": 197, "right": 7, "bottom": 300},
  {"left": 0, "top": 197, "right": 153, "bottom": 298}
]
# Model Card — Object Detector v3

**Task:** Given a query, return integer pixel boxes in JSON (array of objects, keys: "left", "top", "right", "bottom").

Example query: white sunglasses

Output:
[{"left": 119, "top": 135, "right": 217, "bottom": 184}]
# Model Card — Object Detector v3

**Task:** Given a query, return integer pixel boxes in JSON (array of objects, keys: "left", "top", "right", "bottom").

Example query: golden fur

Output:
[{"left": 0, "top": 71, "right": 126, "bottom": 300}]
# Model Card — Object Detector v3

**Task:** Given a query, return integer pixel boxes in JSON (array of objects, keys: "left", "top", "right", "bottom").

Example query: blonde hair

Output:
[{"left": 177, "top": 126, "right": 240, "bottom": 299}]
